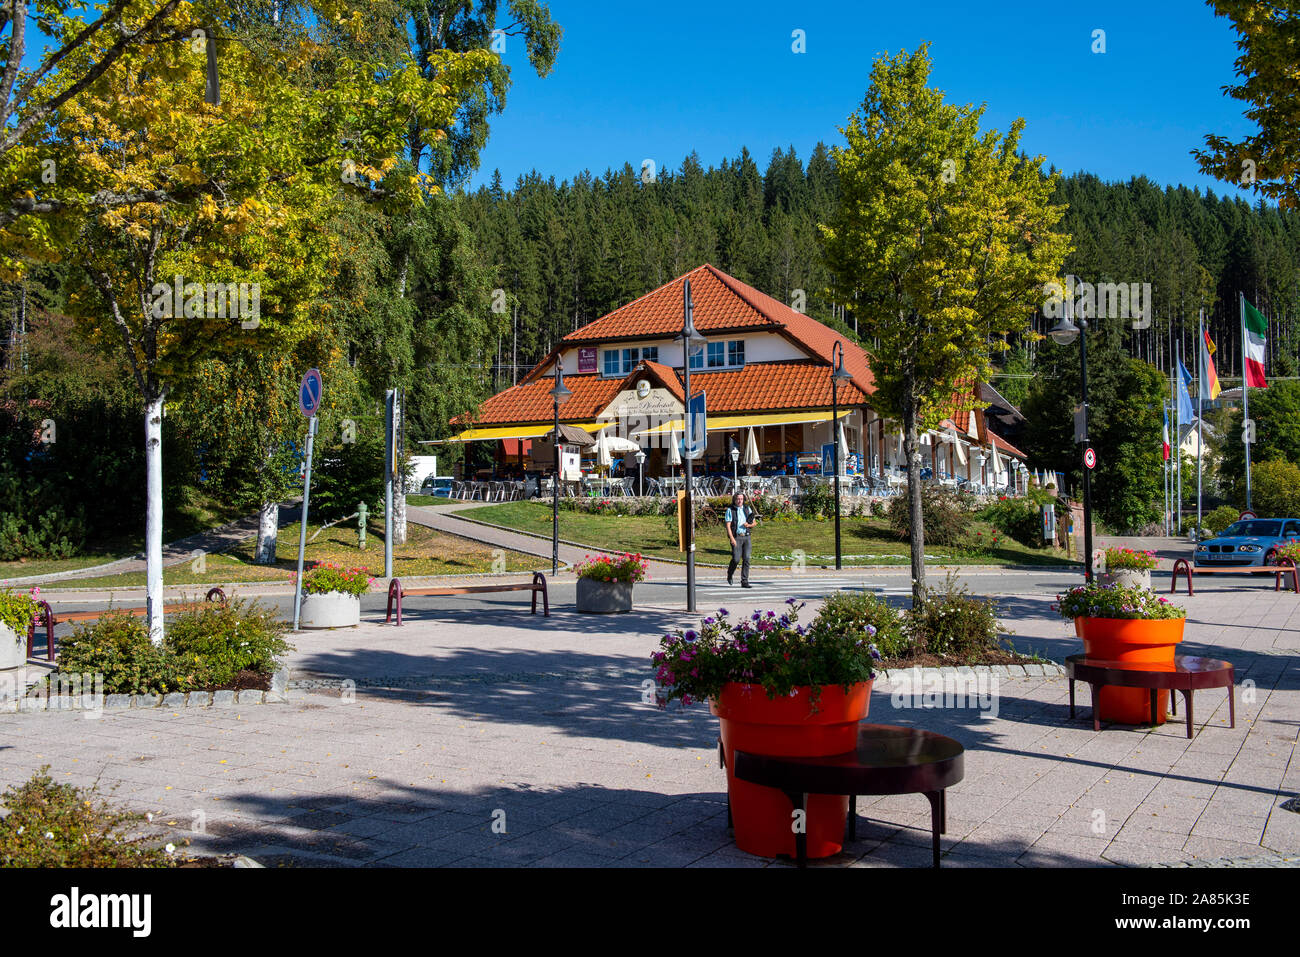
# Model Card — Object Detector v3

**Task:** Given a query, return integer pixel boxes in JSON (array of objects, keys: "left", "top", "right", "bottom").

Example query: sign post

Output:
[{"left": 292, "top": 369, "right": 323, "bottom": 631}]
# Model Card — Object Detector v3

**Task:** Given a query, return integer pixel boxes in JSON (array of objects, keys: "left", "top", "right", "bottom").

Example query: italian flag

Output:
[{"left": 1243, "top": 299, "right": 1269, "bottom": 388}]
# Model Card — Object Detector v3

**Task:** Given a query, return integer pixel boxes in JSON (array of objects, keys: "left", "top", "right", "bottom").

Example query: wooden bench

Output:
[
  {"left": 26, "top": 588, "right": 228, "bottom": 662},
  {"left": 385, "top": 573, "right": 549, "bottom": 626},
  {"left": 1170, "top": 557, "right": 1298, "bottom": 595},
  {"left": 728, "top": 724, "right": 965, "bottom": 868},
  {"left": 1066, "top": 653, "right": 1235, "bottom": 738}
]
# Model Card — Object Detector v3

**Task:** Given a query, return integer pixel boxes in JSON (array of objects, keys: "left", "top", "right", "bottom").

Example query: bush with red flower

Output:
[
  {"left": 294, "top": 563, "right": 375, "bottom": 597},
  {"left": 1103, "top": 546, "right": 1158, "bottom": 571},
  {"left": 574, "top": 552, "right": 648, "bottom": 584}
]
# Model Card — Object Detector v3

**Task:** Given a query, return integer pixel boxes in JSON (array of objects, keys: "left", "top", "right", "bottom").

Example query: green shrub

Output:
[
  {"left": 1249, "top": 459, "right": 1300, "bottom": 518},
  {"left": 55, "top": 612, "right": 189, "bottom": 695},
  {"left": 1203, "top": 505, "right": 1241, "bottom": 536},
  {"left": 164, "top": 598, "right": 292, "bottom": 688},
  {"left": 0, "top": 768, "right": 174, "bottom": 868},
  {"left": 905, "top": 573, "right": 1008, "bottom": 658},
  {"left": 0, "top": 588, "right": 37, "bottom": 635},
  {"left": 298, "top": 562, "right": 374, "bottom": 596},
  {"left": 810, "top": 591, "right": 910, "bottom": 659},
  {"left": 797, "top": 481, "right": 835, "bottom": 519},
  {"left": 978, "top": 496, "right": 1042, "bottom": 546},
  {"left": 887, "top": 485, "right": 969, "bottom": 547},
  {"left": 54, "top": 599, "right": 292, "bottom": 694}
]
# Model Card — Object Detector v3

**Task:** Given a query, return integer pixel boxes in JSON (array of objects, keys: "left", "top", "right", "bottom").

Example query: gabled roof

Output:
[
  {"left": 525, "top": 264, "right": 874, "bottom": 397},
  {"left": 691, "top": 360, "right": 868, "bottom": 412},
  {"left": 631, "top": 359, "right": 685, "bottom": 403}
]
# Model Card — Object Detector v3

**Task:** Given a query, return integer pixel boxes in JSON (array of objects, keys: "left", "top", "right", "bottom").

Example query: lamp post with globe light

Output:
[{"left": 635, "top": 448, "right": 646, "bottom": 497}]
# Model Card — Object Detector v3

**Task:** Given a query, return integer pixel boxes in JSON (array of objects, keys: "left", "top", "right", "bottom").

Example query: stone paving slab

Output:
[{"left": 1, "top": 570, "right": 1297, "bottom": 868}]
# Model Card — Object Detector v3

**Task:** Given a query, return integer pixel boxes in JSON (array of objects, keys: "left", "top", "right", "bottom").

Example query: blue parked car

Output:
[
  {"left": 1194, "top": 518, "right": 1300, "bottom": 567},
  {"left": 419, "top": 477, "right": 453, "bottom": 498}
]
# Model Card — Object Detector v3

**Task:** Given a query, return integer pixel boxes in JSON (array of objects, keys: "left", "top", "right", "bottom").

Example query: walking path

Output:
[
  {"left": 2, "top": 573, "right": 1296, "bottom": 868},
  {"left": 3, "top": 503, "right": 302, "bottom": 587}
]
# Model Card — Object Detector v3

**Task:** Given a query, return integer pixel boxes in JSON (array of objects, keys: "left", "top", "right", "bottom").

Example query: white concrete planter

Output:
[
  {"left": 1106, "top": 568, "right": 1153, "bottom": 591},
  {"left": 576, "top": 578, "right": 633, "bottom": 614},
  {"left": 300, "top": 590, "right": 361, "bottom": 628},
  {"left": 0, "top": 623, "right": 25, "bottom": 670}
]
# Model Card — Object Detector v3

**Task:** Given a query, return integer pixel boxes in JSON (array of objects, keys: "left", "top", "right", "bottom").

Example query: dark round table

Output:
[{"left": 732, "top": 723, "right": 965, "bottom": 867}]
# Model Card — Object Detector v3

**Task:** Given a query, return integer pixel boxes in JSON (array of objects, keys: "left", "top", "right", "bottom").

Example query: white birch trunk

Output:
[
  {"left": 255, "top": 502, "right": 279, "bottom": 564},
  {"left": 145, "top": 396, "right": 165, "bottom": 644}
]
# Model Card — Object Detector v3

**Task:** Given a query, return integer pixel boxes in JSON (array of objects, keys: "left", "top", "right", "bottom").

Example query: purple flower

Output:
[
  {"left": 717, "top": 607, "right": 729, "bottom": 616},
  {"left": 785, "top": 597, "right": 797, "bottom": 605},
  {"left": 684, "top": 630, "right": 697, "bottom": 642},
  {"left": 866, "top": 624, "right": 878, "bottom": 637}
]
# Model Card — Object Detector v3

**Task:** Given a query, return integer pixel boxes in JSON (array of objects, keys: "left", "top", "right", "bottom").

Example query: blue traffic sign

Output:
[
  {"left": 299, "top": 368, "right": 323, "bottom": 417},
  {"left": 686, "top": 390, "right": 706, "bottom": 459}
]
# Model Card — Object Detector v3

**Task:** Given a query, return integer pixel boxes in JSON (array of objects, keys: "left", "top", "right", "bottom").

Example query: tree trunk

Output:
[
  {"left": 393, "top": 392, "right": 407, "bottom": 544},
  {"left": 255, "top": 502, "right": 279, "bottom": 564},
  {"left": 902, "top": 377, "right": 926, "bottom": 610},
  {"left": 393, "top": 489, "right": 407, "bottom": 544},
  {"left": 145, "top": 394, "right": 165, "bottom": 643}
]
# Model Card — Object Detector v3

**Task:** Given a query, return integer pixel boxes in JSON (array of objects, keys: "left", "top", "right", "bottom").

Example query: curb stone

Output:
[{"left": 3, "top": 668, "right": 292, "bottom": 715}]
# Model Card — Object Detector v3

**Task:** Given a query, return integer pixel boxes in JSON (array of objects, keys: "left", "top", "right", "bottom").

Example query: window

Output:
[
  {"left": 642, "top": 346, "right": 658, "bottom": 363},
  {"left": 728, "top": 340, "right": 745, "bottom": 366},
  {"left": 601, "top": 345, "right": 661, "bottom": 376},
  {"left": 707, "top": 341, "right": 726, "bottom": 367},
  {"left": 688, "top": 340, "right": 745, "bottom": 371},
  {"left": 689, "top": 345, "right": 704, "bottom": 370},
  {"left": 622, "top": 348, "right": 639, "bottom": 374},
  {"left": 602, "top": 350, "right": 620, "bottom": 377}
]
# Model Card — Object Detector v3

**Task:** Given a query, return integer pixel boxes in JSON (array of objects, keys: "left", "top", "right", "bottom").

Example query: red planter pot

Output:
[
  {"left": 711, "top": 681, "right": 871, "bottom": 860},
  {"left": 1074, "top": 617, "right": 1186, "bottom": 724}
]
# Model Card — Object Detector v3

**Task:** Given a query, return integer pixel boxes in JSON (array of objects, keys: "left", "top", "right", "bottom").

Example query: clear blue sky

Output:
[{"left": 467, "top": 0, "right": 1255, "bottom": 196}]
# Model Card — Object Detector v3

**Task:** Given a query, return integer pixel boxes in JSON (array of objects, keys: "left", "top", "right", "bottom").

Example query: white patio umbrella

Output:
[
  {"left": 595, "top": 430, "right": 612, "bottom": 472},
  {"left": 990, "top": 436, "right": 1006, "bottom": 485},
  {"left": 743, "top": 427, "right": 761, "bottom": 473},
  {"left": 667, "top": 430, "right": 682, "bottom": 481},
  {"left": 948, "top": 429, "right": 967, "bottom": 465}
]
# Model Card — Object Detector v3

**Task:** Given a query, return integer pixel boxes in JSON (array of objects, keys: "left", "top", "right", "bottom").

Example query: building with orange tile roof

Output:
[{"left": 439, "top": 264, "right": 1031, "bottom": 491}]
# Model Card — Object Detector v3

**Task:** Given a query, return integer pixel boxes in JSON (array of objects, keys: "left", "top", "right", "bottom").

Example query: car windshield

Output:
[{"left": 1223, "top": 520, "right": 1281, "bottom": 538}]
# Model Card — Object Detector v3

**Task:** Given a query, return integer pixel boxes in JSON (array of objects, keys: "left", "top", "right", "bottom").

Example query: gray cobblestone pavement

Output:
[{"left": 1, "top": 569, "right": 1297, "bottom": 868}]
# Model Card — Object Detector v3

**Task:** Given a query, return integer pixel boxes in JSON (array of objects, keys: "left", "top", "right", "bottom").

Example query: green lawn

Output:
[
  {"left": 35, "top": 519, "right": 539, "bottom": 589},
  {"left": 0, "top": 552, "right": 128, "bottom": 582},
  {"left": 468, "top": 501, "right": 1075, "bottom": 567}
]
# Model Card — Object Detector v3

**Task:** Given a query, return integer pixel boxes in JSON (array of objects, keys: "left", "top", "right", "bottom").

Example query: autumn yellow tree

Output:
[{"left": 7, "top": 4, "right": 490, "bottom": 639}]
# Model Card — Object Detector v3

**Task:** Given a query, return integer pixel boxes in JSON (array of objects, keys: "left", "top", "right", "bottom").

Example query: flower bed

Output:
[
  {"left": 1103, "top": 546, "right": 1158, "bottom": 571},
  {"left": 295, "top": 562, "right": 374, "bottom": 596}
]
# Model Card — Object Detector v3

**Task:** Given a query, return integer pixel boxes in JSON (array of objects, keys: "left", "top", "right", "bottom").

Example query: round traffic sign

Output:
[
  {"left": 1084, "top": 447, "right": 1096, "bottom": 469},
  {"left": 299, "top": 368, "right": 323, "bottom": 417}
]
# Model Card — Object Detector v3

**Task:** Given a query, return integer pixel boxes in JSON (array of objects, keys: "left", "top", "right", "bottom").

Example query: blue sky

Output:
[{"left": 467, "top": 0, "right": 1255, "bottom": 196}]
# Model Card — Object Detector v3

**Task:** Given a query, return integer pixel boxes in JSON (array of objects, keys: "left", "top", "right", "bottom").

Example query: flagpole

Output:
[
  {"left": 1197, "top": 308, "right": 1204, "bottom": 537},
  {"left": 1241, "top": 292, "right": 1252, "bottom": 510},
  {"left": 1176, "top": 342, "right": 1183, "bottom": 535}
]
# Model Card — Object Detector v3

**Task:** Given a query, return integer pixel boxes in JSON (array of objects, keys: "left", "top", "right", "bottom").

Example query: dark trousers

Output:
[{"left": 728, "top": 535, "right": 751, "bottom": 585}]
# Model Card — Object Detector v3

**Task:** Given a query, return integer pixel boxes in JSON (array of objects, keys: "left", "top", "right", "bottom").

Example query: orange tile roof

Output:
[
  {"left": 535, "top": 264, "right": 874, "bottom": 397},
  {"left": 635, "top": 359, "right": 685, "bottom": 403},
  {"left": 692, "top": 360, "right": 867, "bottom": 412},
  {"left": 466, "top": 374, "right": 622, "bottom": 426}
]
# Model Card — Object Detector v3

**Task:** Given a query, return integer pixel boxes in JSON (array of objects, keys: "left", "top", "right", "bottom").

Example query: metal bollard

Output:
[{"left": 357, "top": 502, "right": 368, "bottom": 549}]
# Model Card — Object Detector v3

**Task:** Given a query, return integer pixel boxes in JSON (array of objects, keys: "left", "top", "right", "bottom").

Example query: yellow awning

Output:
[
  {"left": 631, "top": 409, "right": 851, "bottom": 437},
  {"left": 423, "top": 422, "right": 604, "bottom": 443}
]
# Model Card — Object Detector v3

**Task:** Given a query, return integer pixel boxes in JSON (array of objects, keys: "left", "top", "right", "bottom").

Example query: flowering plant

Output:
[
  {"left": 1277, "top": 542, "right": 1300, "bottom": 564},
  {"left": 652, "top": 600, "right": 881, "bottom": 709},
  {"left": 295, "top": 563, "right": 374, "bottom": 597},
  {"left": 0, "top": 588, "right": 39, "bottom": 638},
  {"left": 1054, "top": 581, "right": 1185, "bottom": 621},
  {"left": 1103, "top": 546, "right": 1158, "bottom": 571},
  {"left": 574, "top": 552, "right": 648, "bottom": 584}
]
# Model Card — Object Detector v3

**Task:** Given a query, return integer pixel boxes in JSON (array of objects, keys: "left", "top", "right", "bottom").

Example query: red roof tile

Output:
[
  {"left": 691, "top": 360, "right": 867, "bottom": 412},
  {"left": 466, "top": 375, "right": 622, "bottom": 426}
]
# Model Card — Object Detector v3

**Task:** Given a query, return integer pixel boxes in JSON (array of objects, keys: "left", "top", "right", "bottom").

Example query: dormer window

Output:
[
  {"left": 689, "top": 339, "right": 745, "bottom": 370},
  {"left": 601, "top": 346, "right": 658, "bottom": 377}
]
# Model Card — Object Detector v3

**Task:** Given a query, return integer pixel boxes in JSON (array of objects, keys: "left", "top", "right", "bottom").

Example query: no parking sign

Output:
[{"left": 299, "top": 368, "right": 323, "bottom": 417}]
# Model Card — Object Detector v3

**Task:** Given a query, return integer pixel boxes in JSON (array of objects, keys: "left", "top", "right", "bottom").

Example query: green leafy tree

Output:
[
  {"left": 1195, "top": 0, "right": 1300, "bottom": 210},
  {"left": 819, "top": 45, "right": 1070, "bottom": 606},
  {"left": 1219, "top": 379, "right": 1300, "bottom": 504}
]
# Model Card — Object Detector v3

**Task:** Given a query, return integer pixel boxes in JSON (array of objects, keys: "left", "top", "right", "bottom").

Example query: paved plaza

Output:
[{"left": 3, "top": 557, "right": 1298, "bottom": 868}]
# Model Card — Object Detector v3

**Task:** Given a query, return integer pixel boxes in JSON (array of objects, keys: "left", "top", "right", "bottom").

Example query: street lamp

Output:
[
  {"left": 635, "top": 448, "right": 646, "bottom": 497},
  {"left": 730, "top": 445, "right": 739, "bottom": 487},
  {"left": 976, "top": 451, "right": 987, "bottom": 492},
  {"left": 680, "top": 278, "right": 706, "bottom": 613},
  {"left": 549, "top": 359, "right": 572, "bottom": 576},
  {"left": 830, "top": 341, "right": 853, "bottom": 570},
  {"left": 1048, "top": 308, "right": 1094, "bottom": 582}
]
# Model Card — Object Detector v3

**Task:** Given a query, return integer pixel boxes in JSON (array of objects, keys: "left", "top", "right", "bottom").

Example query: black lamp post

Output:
[
  {"left": 549, "top": 359, "right": 572, "bottom": 575},
  {"left": 830, "top": 341, "right": 853, "bottom": 570},
  {"left": 681, "top": 279, "right": 706, "bottom": 613},
  {"left": 1049, "top": 309, "right": 1093, "bottom": 582}
]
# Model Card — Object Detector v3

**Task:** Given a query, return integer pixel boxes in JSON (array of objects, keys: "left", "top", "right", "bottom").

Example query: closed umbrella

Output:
[
  {"left": 668, "top": 430, "right": 681, "bottom": 482},
  {"left": 596, "top": 430, "right": 612, "bottom": 472},
  {"left": 744, "top": 427, "right": 760, "bottom": 473},
  {"left": 948, "top": 429, "right": 967, "bottom": 465}
]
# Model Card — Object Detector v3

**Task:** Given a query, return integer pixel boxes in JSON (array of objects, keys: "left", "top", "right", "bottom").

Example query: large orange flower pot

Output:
[
  {"left": 1075, "top": 617, "right": 1186, "bottom": 724},
  {"left": 711, "top": 681, "right": 871, "bottom": 860}
]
